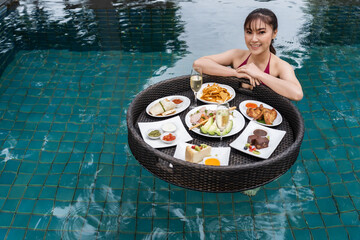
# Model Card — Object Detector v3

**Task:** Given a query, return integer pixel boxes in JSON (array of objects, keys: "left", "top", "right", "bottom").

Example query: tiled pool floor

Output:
[
  {"left": 0, "top": 0, "right": 360, "bottom": 239},
  {"left": 0, "top": 45, "right": 359, "bottom": 239}
]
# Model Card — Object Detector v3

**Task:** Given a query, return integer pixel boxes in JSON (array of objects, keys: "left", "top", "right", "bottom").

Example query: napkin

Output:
[{"left": 138, "top": 116, "right": 193, "bottom": 148}]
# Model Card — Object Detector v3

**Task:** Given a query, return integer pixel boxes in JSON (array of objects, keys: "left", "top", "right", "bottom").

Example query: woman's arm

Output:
[
  {"left": 237, "top": 59, "right": 303, "bottom": 101},
  {"left": 193, "top": 49, "right": 253, "bottom": 79}
]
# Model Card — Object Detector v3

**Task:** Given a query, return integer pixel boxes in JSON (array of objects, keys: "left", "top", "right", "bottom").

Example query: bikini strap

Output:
[
  {"left": 264, "top": 54, "right": 271, "bottom": 74},
  {"left": 238, "top": 54, "right": 251, "bottom": 68}
]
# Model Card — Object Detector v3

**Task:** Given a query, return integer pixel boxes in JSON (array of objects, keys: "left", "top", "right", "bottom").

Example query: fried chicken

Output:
[
  {"left": 263, "top": 108, "right": 277, "bottom": 125},
  {"left": 246, "top": 104, "right": 277, "bottom": 125},
  {"left": 246, "top": 105, "right": 262, "bottom": 119}
]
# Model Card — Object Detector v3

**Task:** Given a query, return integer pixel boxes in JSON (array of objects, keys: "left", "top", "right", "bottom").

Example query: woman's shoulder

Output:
[
  {"left": 231, "top": 49, "right": 250, "bottom": 68},
  {"left": 229, "top": 49, "right": 249, "bottom": 57},
  {"left": 271, "top": 54, "right": 295, "bottom": 75}
]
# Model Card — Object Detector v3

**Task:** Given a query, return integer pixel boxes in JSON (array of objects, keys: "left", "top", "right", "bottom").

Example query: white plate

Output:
[
  {"left": 185, "top": 104, "right": 245, "bottom": 138},
  {"left": 197, "top": 82, "right": 236, "bottom": 104},
  {"left": 229, "top": 121, "right": 286, "bottom": 159},
  {"left": 138, "top": 116, "right": 193, "bottom": 148},
  {"left": 239, "top": 100, "right": 283, "bottom": 126},
  {"left": 173, "top": 142, "right": 231, "bottom": 166},
  {"left": 146, "top": 95, "right": 191, "bottom": 118}
]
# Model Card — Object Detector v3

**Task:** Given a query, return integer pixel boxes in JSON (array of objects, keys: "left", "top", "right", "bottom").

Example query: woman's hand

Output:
[{"left": 235, "top": 64, "right": 262, "bottom": 87}]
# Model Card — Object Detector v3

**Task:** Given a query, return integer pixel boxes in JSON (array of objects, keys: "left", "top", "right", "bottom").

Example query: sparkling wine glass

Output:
[
  {"left": 216, "top": 102, "right": 230, "bottom": 146},
  {"left": 190, "top": 67, "right": 203, "bottom": 108}
]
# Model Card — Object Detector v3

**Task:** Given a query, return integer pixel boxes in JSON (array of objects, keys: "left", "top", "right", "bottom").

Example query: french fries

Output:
[{"left": 200, "top": 83, "right": 231, "bottom": 103}]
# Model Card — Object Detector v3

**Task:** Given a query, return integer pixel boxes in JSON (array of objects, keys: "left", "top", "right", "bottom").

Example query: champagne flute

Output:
[
  {"left": 190, "top": 67, "right": 203, "bottom": 108},
  {"left": 216, "top": 102, "right": 230, "bottom": 146}
]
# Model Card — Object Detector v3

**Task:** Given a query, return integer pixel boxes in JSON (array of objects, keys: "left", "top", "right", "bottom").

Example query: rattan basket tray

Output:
[{"left": 127, "top": 75, "right": 304, "bottom": 192}]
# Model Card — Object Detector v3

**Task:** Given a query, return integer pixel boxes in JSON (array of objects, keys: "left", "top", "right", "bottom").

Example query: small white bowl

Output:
[
  {"left": 170, "top": 97, "right": 184, "bottom": 108},
  {"left": 160, "top": 132, "right": 177, "bottom": 144},
  {"left": 146, "top": 129, "right": 162, "bottom": 140},
  {"left": 161, "top": 122, "right": 177, "bottom": 132}
]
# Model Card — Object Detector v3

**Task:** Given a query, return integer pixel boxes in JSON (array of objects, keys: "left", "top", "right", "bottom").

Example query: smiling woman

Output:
[{"left": 193, "top": 8, "right": 303, "bottom": 101}]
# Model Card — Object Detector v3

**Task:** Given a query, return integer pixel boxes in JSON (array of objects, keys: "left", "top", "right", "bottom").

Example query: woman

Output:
[{"left": 193, "top": 8, "right": 303, "bottom": 101}]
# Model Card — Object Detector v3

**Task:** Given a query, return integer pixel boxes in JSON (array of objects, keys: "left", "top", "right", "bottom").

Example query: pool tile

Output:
[
  {"left": 33, "top": 200, "right": 54, "bottom": 214},
  {"left": 327, "top": 227, "right": 349, "bottom": 240},
  {"left": 12, "top": 213, "right": 31, "bottom": 227},
  {"left": 0, "top": 212, "right": 14, "bottom": 228},
  {"left": 322, "top": 214, "right": 342, "bottom": 227},
  {"left": 317, "top": 198, "right": 338, "bottom": 214},
  {"left": 314, "top": 185, "right": 332, "bottom": 198},
  {"left": 340, "top": 211, "right": 359, "bottom": 226},
  {"left": 292, "top": 229, "right": 311, "bottom": 240},
  {"left": 345, "top": 182, "right": 360, "bottom": 197},
  {"left": 6, "top": 229, "right": 25, "bottom": 240}
]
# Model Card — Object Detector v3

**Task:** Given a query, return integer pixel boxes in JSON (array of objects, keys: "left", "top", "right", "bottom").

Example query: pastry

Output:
[{"left": 185, "top": 144, "right": 212, "bottom": 163}]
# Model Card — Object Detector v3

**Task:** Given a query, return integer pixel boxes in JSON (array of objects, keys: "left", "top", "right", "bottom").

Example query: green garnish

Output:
[
  {"left": 256, "top": 119, "right": 266, "bottom": 124},
  {"left": 253, "top": 150, "right": 261, "bottom": 155},
  {"left": 159, "top": 101, "right": 166, "bottom": 112}
]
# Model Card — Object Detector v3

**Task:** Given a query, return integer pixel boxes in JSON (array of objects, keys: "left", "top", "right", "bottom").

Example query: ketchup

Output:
[
  {"left": 172, "top": 99, "right": 183, "bottom": 104},
  {"left": 245, "top": 102, "right": 258, "bottom": 108}
]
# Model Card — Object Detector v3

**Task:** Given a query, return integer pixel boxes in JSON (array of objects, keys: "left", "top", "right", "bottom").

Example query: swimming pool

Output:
[{"left": 0, "top": 0, "right": 359, "bottom": 239}]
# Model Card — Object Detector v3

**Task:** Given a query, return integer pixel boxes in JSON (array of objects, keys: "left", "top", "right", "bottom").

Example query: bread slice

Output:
[{"left": 185, "top": 144, "right": 212, "bottom": 163}]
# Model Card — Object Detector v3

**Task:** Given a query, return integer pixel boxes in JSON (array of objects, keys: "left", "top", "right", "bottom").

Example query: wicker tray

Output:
[{"left": 127, "top": 75, "right": 304, "bottom": 192}]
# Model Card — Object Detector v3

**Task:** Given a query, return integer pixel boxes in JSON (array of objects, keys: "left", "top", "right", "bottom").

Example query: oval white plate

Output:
[
  {"left": 197, "top": 83, "right": 236, "bottom": 104},
  {"left": 185, "top": 104, "right": 245, "bottom": 138},
  {"left": 239, "top": 100, "right": 283, "bottom": 126},
  {"left": 146, "top": 95, "right": 191, "bottom": 118}
]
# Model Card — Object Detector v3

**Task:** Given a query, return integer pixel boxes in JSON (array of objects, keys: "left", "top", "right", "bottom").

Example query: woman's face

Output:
[{"left": 244, "top": 19, "right": 277, "bottom": 55}]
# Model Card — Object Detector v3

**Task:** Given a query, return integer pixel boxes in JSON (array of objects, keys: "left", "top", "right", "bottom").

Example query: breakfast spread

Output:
[
  {"left": 185, "top": 144, "right": 212, "bottom": 163},
  {"left": 246, "top": 104, "right": 277, "bottom": 125},
  {"left": 149, "top": 98, "right": 176, "bottom": 116}
]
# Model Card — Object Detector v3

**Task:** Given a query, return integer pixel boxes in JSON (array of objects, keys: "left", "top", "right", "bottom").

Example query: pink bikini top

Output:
[{"left": 238, "top": 54, "right": 271, "bottom": 74}]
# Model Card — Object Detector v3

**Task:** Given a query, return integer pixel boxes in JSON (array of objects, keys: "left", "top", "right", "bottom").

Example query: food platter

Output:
[
  {"left": 185, "top": 104, "right": 245, "bottom": 138},
  {"left": 146, "top": 95, "right": 190, "bottom": 118},
  {"left": 197, "top": 82, "right": 235, "bottom": 104},
  {"left": 229, "top": 121, "right": 286, "bottom": 159},
  {"left": 239, "top": 100, "right": 283, "bottom": 126}
]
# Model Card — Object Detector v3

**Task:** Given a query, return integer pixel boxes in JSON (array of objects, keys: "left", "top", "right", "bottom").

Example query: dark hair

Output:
[{"left": 244, "top": 8, "right": 278, "bottom": 55}]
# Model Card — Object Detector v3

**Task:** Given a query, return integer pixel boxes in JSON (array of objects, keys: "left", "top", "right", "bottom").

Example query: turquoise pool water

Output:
[{"left": 0, "top": 0, "right": 359, "bottom": 239}]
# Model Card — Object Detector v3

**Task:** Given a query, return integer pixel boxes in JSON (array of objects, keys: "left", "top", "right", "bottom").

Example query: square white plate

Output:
[
  {"left": 173, "top": 142, "right": 230, "bottom": 166},
  {"left": 229, "top": 121, "right": 286, "bottom": 159},
  {"left": 138, "top": 116, "right": 193, "bottom": 148}
]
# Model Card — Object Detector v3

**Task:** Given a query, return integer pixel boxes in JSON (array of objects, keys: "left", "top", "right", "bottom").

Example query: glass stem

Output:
[{"left": 194, "top": 92, "right": 197, "bottom": 106}]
